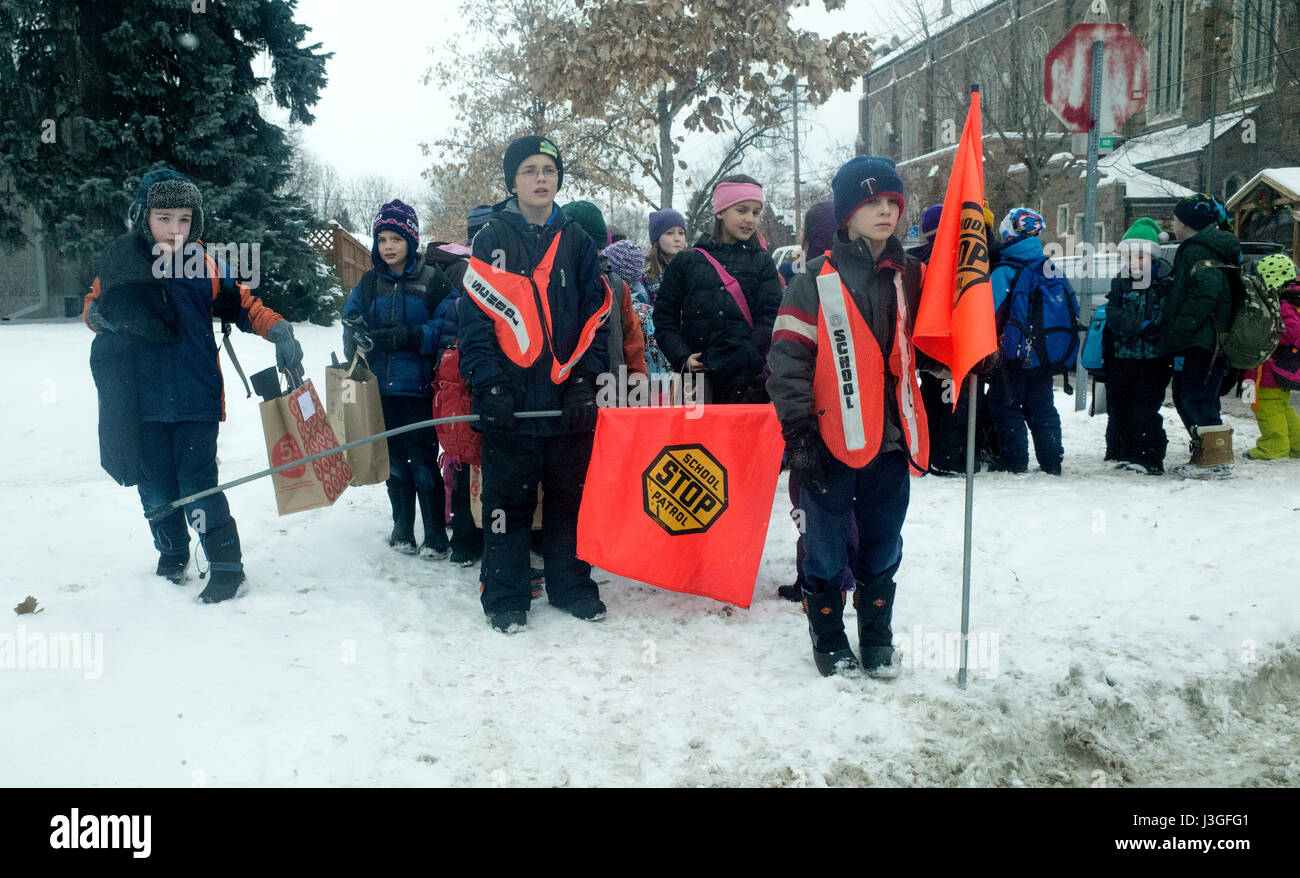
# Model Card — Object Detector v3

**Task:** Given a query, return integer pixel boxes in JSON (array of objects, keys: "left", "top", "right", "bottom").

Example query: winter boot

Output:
[
  {"left": 387, "top": 480, "right": 417, "bottom": 554},
  {"left": 777, "top": 579, "right": 805, "bottom": 602},
  {"left": 488, "top": 609, "right": 527, "bottom": 633},
  {"left": 150, "top": 511, "right": 190, "bottom": 584},
  {"left": 416, "top": 488, "right": 449, "bottom": 560},
  {"left": 802, "top": 589, "right": 860, "bottom": 677},
  {"left": 1195, "top": 425, "right": 1234, "bottom": 468},
  {"left": 1173, "top": 426, "right": 1235, "bottom": 479},
  {"left": 156, "top": 552, "right": 189, "bottom": 584},
  {"left": 854, "top": 579, "right": 900, "bottom": 679},
  {"left": 556, "top": 595, "right": 607, "bottom": 621},
  {"left": 198, "top": 520, "right": 245, "bottom": 604}
]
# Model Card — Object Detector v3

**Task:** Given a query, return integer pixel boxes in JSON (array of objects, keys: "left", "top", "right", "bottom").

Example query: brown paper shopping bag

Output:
[
  {"left": 469, "top": 464, "right": 543, "bottom": 531},
  {"left": 326, "top": 353, "right": 389, "bottom": 486},
  {"left": 260, "top": 379, "right": 352, "bottom": 515}
]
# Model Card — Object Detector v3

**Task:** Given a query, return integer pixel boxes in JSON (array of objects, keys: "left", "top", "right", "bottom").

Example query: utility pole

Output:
[
  {"left": 1208, "top": 37, "right": 1220, "bottom": 195},
  {"left": 792, "top": 84, "right": 803, "bottom": 241}
]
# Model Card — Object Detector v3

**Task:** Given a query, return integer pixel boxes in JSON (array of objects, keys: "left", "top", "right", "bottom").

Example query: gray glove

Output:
[{"left": 267, "top": 321, "right": 303, "bottom": 373}]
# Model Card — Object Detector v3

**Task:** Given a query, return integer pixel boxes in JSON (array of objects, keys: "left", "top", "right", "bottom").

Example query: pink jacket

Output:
[{"left": 1254, "top": 298, "right": 1300, "bottom": 389}]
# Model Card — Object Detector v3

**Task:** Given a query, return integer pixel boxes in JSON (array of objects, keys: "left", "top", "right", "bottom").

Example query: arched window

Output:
[
  {"left": 870, "top": 100, "right": 891, "bottom": 155},
  {"left": 1234, "top": 0, "right": 1278, "bottom": 94},
  {"left": 901, "top": 90, "right": 920, "bottom": 158},
  {"left": 1150, "top": 0, "right": 1185, "bottom": 117},
  {"left": 1028, "top": 28, "right": 1049, "bottom": 101},
  {"left": 1222, "top": 174, "right": 1245, "bottom": 204},
  {"left": 978, "top": 58, "right": 1000, "bottom": 128}
]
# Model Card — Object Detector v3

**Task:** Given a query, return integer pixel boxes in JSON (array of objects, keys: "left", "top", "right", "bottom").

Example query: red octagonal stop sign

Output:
[{"left": 1044, "top": 23, "right": 1148, "bottom": 133}]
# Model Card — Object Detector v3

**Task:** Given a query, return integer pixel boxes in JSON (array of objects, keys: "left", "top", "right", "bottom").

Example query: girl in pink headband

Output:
[
  {"left": 711, "top": 177, "right": 765, "bottom": 245},
  {"left": 650, "top": 174, "right": 783, "bottom": 405}
]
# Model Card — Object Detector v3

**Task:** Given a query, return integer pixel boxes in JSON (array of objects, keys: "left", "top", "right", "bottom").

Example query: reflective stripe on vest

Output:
[
  {"left": 461, "top": 235, "right": 559, "bottom": 370},
  {"left": 811, "top": 259, "right": 929, "bottom": 473},
  {"left": 543, "top": 274, "right": 613, "bottom": 384},
  {"left": 461, "top": 233, "right": 612, "bottom": 384}
]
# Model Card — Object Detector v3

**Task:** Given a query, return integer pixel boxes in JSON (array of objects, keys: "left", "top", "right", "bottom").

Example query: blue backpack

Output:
[
  {"left": 1080, "top": 303, "right": 1107, "bottom": 375},
  {"left": 997, "top": 258, "right": 1081, "bottom": 373}
]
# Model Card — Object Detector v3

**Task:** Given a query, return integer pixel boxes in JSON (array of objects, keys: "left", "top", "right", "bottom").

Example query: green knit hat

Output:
[
  {"left": 1119, "top": 217, "right": 1163, "bottom": 257},
  {"left": 562, "top": 201, "right": 608, "bottom": 246}
]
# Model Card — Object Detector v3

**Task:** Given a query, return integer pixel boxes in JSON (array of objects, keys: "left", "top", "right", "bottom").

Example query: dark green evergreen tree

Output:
[{"left": 0, "top": 0, "right": 342, "bottom": 323}]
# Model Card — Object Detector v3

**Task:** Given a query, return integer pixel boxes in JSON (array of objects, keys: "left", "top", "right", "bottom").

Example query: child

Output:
[
  {"left": 767, "top": 156, "right": 928, "bottom": 678},
  {"left": 457, "top": 135, "right": 612, "bottom": 633},
  {"left": 776, "top": 199, "right": 856, "bottom": 604},
  {"left": 84, "top": 168, "right": 302, "bottom": 603},
  {"left": 342, "top": 200, "right": 458, "bottom": 559},
  {"left": 643, "top": 208, "right": 687, "bottom": 304},
  {"left": 1104, "top": 218, "right": 1174, "bottom": 475},
  {"left": 561, "top": 202, "right": 648, "bottom": 396},
  {"left": 602, "top": 238, "right": 670, "bottom": 382},
  {"left": 1243, "top": 254, "right": 1300, "bottom": 460},
  {"left": 653, "top": 175, "right": 782, "bottom": 404},
  {"left": 987, "top": 208, "right": 1066, "bottom": 475},
  {"left": 1163, "top": 194, "right": 1239, "bottom": 476}
]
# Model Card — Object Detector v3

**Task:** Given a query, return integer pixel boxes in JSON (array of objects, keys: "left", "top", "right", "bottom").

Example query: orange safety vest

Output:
[
  {"left": 811, "top": 257, "right": 929, "bottom": 474},
  {"left": 461, "top": 233, "right": 612, "bottom": 384}
]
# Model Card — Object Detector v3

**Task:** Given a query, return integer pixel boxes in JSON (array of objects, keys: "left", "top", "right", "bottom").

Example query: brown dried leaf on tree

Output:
[{"left": 424, "top": 0, "right": 872, "bottom": 213}]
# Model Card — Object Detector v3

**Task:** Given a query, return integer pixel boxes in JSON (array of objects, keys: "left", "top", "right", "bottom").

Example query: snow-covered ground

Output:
[{"left": 2, "top": 322, "right": 1297, "bottom": 787}]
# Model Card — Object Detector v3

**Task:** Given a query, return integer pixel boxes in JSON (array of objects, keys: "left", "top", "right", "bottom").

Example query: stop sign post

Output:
[{"left": 1044, "top": 23, "right": 1148, "bottom": 411}]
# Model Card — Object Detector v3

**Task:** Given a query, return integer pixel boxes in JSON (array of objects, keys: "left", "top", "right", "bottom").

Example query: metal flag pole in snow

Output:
[
  {"left": 957, "top": 372, "right": 978, "bottom": 690},
  {"left": 1074, "top": 38, "right": 1104, "bottom": 414},
  {"left": 144, "top": 410, "right": 563, "bottom": 521}
]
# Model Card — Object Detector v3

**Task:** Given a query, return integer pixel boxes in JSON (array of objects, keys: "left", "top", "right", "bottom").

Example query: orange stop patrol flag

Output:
[
  {"left": 913, "top": 88, "right": 998, "bottom": 400},
  {"left": 576, "top": 405, "right": 784, "bottom": 608}
]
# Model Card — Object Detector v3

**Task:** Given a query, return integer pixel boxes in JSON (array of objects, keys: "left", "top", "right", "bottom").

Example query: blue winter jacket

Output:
[
  {"left": 342, "top": 253, "right": 458, "bottom": 398},
  {"left": 990, "top": 234, "right": 1049, "bottom": 311},
  {"left": 89, "top": 232, "right": 285, "bottom": 423},
  {"left": 457, "top": 200, "right": 609, "bottom": 437}
]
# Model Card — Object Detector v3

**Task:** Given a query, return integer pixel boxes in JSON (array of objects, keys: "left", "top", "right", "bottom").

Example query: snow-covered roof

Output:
[
  {"left": 1121, "top": 106, "right": 1256, "bottom": 169},
  {"left": 1092, "top": 107, "right": 1258, "bottom": 200},
  {"left": 868, "top": 0, "right": 1001, "bottom": 74},
  {"left": 1225, "top": 167, "right": 1300, "bottom": 210}
]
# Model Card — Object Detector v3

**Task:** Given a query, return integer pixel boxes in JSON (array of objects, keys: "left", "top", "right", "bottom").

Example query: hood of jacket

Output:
[
  {"left": 996, "top": 234, "right": 1046, "bottom": 267},
  {"left": 1177, "top": 226, "right": 1241, "bottom": 264}
]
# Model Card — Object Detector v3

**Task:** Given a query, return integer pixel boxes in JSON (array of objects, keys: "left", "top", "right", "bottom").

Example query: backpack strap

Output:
[
  {"left": 420, "top": 262, "right": 456, "bottom": 314},
  {"left": 207, "top": 262, "right": 251, "bottom": 398},
  {"left": 694, "top": 247, "right": 753, "bottom": 327},
  {"left": 359, "top": 270, "right": 379, "bottom": 318}
]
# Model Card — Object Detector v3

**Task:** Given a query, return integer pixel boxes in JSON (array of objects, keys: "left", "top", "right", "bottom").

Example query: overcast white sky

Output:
[{"left": 276, "top": 0, "right": 906, "bottom": 214}]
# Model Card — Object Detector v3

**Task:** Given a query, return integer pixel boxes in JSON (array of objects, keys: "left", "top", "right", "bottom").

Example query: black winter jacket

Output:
[
  {"left": 1162, "top": 227, "right": 1240, "bottom": 355},
  {"left": 457, "top": 200, "right": 609, "bottom": 437},
  {"left": 652, "top": 234, "right": 782, "bottom": 402}
]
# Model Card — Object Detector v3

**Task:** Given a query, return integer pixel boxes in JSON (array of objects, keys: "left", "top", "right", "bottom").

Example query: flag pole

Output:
[{"left": 958, "top": 371, "right": 977, "bottom": 689}]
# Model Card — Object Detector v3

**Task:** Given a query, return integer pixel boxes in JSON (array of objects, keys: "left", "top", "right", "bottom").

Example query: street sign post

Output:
[{"left": 1045, "top": 22, "right": 1148, "bottom": 411}]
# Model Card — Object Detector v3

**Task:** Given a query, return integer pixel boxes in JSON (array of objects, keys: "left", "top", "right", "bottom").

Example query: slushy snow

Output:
[{"left": 2, "top": 322, "right": 1297, "bottom": 787}]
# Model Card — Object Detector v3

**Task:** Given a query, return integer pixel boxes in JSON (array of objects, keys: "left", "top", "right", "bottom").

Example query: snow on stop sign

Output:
[{"left": 1044, "top": 23, "right": 1148, "bottom": 133}]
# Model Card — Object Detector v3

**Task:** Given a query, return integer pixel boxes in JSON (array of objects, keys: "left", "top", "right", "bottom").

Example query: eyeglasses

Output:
[{"left": 517, "top": 166, "right": 558, "bottom": 180}]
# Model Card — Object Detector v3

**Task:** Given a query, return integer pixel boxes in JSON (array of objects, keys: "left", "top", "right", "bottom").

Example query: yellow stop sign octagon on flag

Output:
[{"left": 642, "top": 444, "right": 729, "bottom": 535}]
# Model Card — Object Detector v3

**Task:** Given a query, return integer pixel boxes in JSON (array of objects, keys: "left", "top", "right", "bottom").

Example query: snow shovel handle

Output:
[{"left": 143, "top": 410, "right": 563, "bottom": 521}]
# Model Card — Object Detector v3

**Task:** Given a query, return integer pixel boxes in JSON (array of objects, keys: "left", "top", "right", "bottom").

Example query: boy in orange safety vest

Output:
[
  {"left": 457, "top": 136, "right": 613, "bottom": 633},
  {"left": 767, "top": 156, "right": 932, "bottom": 678}
]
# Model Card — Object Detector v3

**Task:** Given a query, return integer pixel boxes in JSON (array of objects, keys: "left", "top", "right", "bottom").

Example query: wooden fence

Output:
[{"left": 307, "top": 225, "right": 370, "bottom": 291}]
